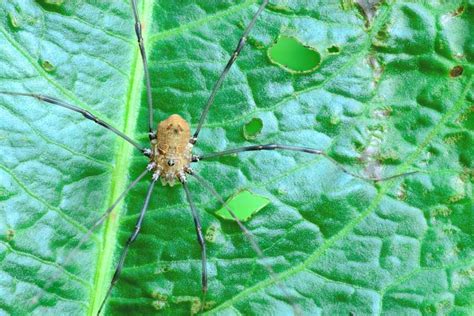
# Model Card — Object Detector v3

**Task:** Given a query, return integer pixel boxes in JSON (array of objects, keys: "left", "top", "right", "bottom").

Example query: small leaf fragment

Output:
[{"left": 216, "top": 190, "right": 270, "bottom": 222}]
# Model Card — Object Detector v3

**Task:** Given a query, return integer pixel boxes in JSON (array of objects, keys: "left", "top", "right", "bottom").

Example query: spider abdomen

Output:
[{"left": 151, "top": 114, "right": 193, "bottom": 186}]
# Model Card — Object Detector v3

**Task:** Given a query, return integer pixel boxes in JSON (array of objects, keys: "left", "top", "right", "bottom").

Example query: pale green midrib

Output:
[
  {"left": 87, "top": 0, "right": 153, "bottom": 315},
  {"left": 208, "top": 74, "right": 473, "bottom": 313}
]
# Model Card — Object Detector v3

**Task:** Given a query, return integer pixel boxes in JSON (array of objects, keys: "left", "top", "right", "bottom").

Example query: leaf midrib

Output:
[{"left": 88, "top": 1, "right": 154, "bottom": 314}]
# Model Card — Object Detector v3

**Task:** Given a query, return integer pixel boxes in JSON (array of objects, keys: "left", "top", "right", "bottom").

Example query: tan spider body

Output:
[{"left": 149, "top": 114, "right": 193, "bottom": 185}]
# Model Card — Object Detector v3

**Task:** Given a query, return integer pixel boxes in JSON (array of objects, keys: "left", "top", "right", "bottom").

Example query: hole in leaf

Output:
[
  {"left": 450, "top": 65, "right": 463, "bottom": 77},
  {"left": 36, "top": 0, "right": 67, "bottom": 14},
  {"left": 216, "top": 190, "right": 270, "bottom": 222},
  {"left": 268, "top": 36, "right": 321, "bottom": 73},
  {"left": 327, "top": 45, "right": 340, "bottom": 53},
  {"left": 36, "top": 0, "right": 64, "bottom": 6},
  {"left": 40, "top": 59, "right": 55, "bottom": 72},
  {"left": 8, "top": 13, "right": 20, "bottom": 29},
  {"left": 243, "top": 117, "right": 263, "bottom": 140}
]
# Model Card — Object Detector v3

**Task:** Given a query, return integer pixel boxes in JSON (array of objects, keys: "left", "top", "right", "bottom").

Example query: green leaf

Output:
[
  {"left": 0, "top": 1, "right": 473, "bottom": 315},
  {"left": 215, "top": 190, "right": 270, "bottom": 222}
]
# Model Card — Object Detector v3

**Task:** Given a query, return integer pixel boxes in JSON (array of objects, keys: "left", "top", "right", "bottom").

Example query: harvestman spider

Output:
[{"left": 0, "top": 0, "right": 415, "bottom": 314}]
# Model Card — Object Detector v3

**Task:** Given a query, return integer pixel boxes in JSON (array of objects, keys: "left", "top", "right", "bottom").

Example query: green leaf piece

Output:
[
  {"left": 0, "top": 1, "right": 473, "bottom": 315},
  {"left": 216, "top": 190, "right": 270, "bottom": 222}
]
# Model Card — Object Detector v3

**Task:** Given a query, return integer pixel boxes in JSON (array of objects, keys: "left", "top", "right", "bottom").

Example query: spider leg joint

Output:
[
  {"left": 152, "top": 171, "right": 161, "bottom": 181},
  {"left": 148, "top": 131, "right": 157, "bottom": 140},
  {"left": 147, "top": 162, "right": 156, "bottom": 171},
  {"left": 178, "top": 171, "right": 187, "bottom": 183}
]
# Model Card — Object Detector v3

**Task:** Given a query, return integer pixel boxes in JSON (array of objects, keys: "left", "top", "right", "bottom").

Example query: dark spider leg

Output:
[
  {"left": 131, "top": 0, "right": 154, "bottom": 137},
  {"left": 31, "top": 169, "right": 149, "bottom": 306},
  {"left": 69, "top": 169, "right": 149, "bottom": 261},
  {"left": 0, "top": 91, "right": 149, "bottom": 155},
  {"left": 97, "top": 178, "right": 157, "bottom": 315},
  {"left": 191, "top": 0, "right": 269, "bottom": 143},
  {"left": 189, "top": 172, "right": 301, "bottom": 315},
  {"left": 181, "top": 180, "right": 208, "bottom": 310},
  {"left": 194, "top": 144, "right": 417, "bottom": 182}
]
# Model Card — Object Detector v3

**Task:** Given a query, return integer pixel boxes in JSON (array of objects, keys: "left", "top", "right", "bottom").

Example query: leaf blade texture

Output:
[{"left": 0, "top": 1, "right": 472, "bottom": 315}]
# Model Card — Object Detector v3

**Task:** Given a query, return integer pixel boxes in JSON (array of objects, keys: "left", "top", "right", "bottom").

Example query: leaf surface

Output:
[{"left": 0, "top": 1, "right": 473, "bottom": 315}]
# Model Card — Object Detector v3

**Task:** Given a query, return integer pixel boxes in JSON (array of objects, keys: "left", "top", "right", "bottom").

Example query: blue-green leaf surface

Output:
[{"left": 0, "top": 1, "right": 473, "bottom": 315}]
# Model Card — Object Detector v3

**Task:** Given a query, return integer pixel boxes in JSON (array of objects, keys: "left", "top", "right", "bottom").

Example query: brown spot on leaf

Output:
[
  {"left": 450, "top": 65, "right": 463, "bottom": 77},
  {"left": 452, "top": 6, "right": 465, "bottom": 17},
  {"left": 356, "top": 0, "right": 384, "bottom": 27}
]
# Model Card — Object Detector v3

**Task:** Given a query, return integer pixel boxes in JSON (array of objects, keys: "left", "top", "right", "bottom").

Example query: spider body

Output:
[{"left": 150, "top": 114, "right": 193, "bottom": 186}]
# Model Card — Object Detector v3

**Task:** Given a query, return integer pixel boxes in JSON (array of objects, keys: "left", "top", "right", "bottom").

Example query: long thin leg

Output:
[
  {"left": 194, "top": 144, "right": 417, "bottom": 181},
  {"left": 191, "top": 0, "right": 269, "bottom": 143},
  {"left": 189, "top": 172, "right": 300, "bottom": 314},
  {"left": 68, "top": 169, "right": 149, "bottom": 262},
  {"left": 0, "top": 91, "right": 148, "bottom": 155},
  {"left": 131, "top": 0, "right": 154, "bottom": 136},
  {"left": 97, "top": 178, "right": 157, "bottom": 315},
  {"left": 181, "top": 180, "right": 208, "bottom": 309},
  {"left": 30, "top": 169, "right": 149, "bottom": 306}
]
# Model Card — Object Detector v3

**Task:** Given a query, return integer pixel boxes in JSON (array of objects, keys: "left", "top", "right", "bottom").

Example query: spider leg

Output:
[
  {"left": 30, "top": 169, "right": 149, "bottom": 307},
  {"left": 97, "top": 178, "right": 157, "bottom": 315},
  {"left": 191, "top": 0, "right": 269, "bottom": 143},
  {"left": 72, "top": 169, "right": 150, "bottom": 260},
  {"left": 0, "top": 91, "right": 148, "bottom": 155},
  {"left": 181, "top": 180, "right": 208, "bottom": 310},
  {"left": 130, "top": 0, "right": 155, "bottom": 137},
  {"left": 194, "top": 144, "right": 417, "bottom": 182},
  {"left": 189, "top": 172, "right": 301, "bottom": 315}
]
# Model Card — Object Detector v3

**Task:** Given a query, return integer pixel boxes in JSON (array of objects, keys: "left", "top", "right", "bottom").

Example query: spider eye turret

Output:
[{"left": 167, "top": 159, "right": 175, "bottom": 166}]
